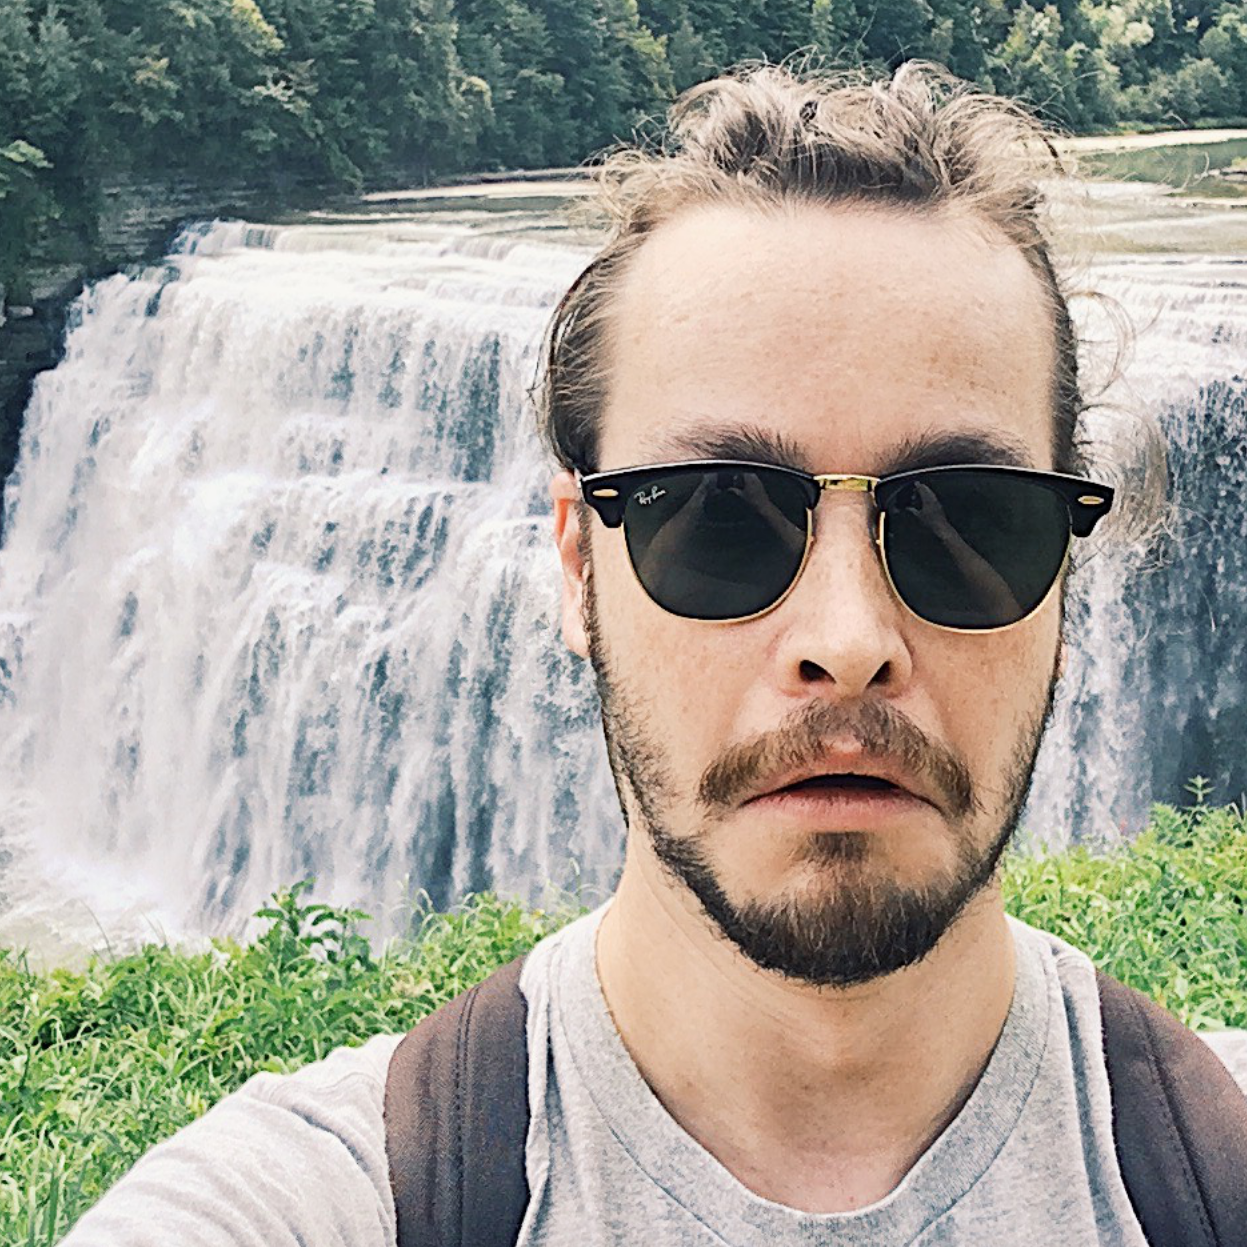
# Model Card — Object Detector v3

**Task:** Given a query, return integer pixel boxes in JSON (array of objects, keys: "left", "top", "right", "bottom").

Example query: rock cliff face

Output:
[
  {"left": 0, "top": 175, "right": 332, "bottom": 535},
  {"left": 0, "top": 265, "right": 86, "bottom": 524}
]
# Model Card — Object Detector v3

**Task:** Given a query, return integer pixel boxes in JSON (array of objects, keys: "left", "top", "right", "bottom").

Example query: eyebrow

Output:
[
  {"left": 878, "top": 429, "right": 1036, "bottom": 475},
  {"left": 652, "top": 425, "right": 815, "bottom": 470},
  {"left": 648, "top": 424, "right": 1036, "bottom": 476}
]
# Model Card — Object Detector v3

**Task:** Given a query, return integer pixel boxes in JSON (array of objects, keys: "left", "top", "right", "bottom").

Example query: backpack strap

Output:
[
  {"left": 384, "top": 955, "right": 531, "bottom": 1247},
  {"left": 1098, "top": 969, "right": 1247, "bottom": 1247}
]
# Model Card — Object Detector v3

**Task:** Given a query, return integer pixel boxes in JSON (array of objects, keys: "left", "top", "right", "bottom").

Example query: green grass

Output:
[
  {"left": 1003, "top": 788, "right": 1247, "bottom": 1031},
  {"left": 5, "top": 795, "right": 1247, "bottom": 1243},
  {"left": 2, "top": 886, "right": 580, "bottom": 1245}
]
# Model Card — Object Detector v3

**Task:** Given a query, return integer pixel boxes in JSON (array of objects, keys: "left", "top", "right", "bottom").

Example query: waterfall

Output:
[
  {"left": 0, "top": 191, "right": 1244, "bottom": 956},
  {"left": 1026, "top": 250, "right": 1247, "bottom": 844},
  {"left": 0, "top": 209, "right": 621, "bottom": 953}
]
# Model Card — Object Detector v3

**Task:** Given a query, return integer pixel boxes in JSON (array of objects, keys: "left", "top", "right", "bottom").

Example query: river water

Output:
[{"left": 1, "top": 164, "right": 1245, "bottom": 963}]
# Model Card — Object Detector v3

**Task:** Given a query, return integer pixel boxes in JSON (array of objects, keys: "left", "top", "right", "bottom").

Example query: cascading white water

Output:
[
  {"left": 1026, "top": 242, "right": 1247, "bottom": 846},
  {"left": 0, "top": 205, "right": 622, "bottom": 957},
  {"left": 0, "top": 183, "right": 1244, "bottom": 960}
]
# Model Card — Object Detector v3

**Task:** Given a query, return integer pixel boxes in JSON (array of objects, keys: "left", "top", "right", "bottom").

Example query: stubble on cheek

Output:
[{"left": 581, "top": 543, "right": 679, "bottom": 834}]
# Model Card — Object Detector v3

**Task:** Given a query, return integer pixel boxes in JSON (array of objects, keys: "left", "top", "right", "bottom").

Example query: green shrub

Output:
[
  {"left": 1, "top": 887, "right": 579, "bottom": 1245},
  {"left": 1004, "top": 788, "right": 1247, "bottom": 1029}
]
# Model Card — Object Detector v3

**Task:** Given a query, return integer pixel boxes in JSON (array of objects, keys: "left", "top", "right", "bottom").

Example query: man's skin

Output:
[{"left": 550, "top": 201, "right": 1070, "bottom": 1215}]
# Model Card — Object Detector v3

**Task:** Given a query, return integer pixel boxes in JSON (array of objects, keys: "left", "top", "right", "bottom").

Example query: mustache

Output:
[{"left": 697, "top": 699, "right": 980, "bottom": 820}]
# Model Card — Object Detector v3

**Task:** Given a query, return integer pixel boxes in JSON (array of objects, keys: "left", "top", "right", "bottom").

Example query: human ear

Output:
[{"left": 551, "top": 471, "right": 590, "bottom": 659}]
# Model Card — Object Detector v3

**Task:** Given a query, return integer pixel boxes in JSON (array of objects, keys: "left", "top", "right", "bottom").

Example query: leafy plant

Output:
[
  {"left": 1004, "top": 796, "right": 1247, "bottom": 1029},
  {"left": 0, "top": 884, "right": 577, "bottom": 1245}
]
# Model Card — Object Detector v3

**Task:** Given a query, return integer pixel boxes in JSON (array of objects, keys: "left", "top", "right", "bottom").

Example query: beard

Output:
[{"left": 583, "top": 555, "right": 1059, "bottom": 989}]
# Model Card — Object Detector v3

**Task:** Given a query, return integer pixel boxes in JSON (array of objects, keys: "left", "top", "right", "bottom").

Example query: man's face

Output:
[{"left": 554, "top": 201, "right": 1064, "bottom": 987}]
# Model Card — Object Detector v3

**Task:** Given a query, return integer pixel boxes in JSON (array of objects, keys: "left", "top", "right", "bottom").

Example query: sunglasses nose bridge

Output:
[
  {"left": 813, "top": 473, "right": 878, "bottom": 495},
  {"left": 801, "top": 480, "right": 896, "bottom": 603},
  {"left": 809, "top": 474, "right": 884, "bottom": 545}
]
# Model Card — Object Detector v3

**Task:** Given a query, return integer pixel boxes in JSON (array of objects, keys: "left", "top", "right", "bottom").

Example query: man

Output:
[{"left": 61, "top": 62, "right": 1247, "bottom": 1246}]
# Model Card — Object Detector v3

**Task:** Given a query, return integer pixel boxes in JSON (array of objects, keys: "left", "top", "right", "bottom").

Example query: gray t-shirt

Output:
[{"left": 60, "top": 908, "right": 1247, "bottom": 1245}]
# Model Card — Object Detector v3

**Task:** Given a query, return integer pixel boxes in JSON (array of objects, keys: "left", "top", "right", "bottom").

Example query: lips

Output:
[{"left": 745, "top": 757, "right": 936, "bottom": 810}]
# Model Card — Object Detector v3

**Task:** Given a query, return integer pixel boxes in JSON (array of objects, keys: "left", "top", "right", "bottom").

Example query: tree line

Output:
[{"left": 2, "top": 0, "right": 1245, "bottom": 294}]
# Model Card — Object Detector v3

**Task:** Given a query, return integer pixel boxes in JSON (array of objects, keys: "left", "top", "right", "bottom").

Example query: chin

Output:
[{"left": 651, "top": 818, "right": 1006, "bottom": 989}]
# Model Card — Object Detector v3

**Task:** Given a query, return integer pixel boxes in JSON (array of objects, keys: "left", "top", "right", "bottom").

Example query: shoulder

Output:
[
  {"left": 1196, "top": 1029, "right": 1247, "bottom": 1095},
  {"left": 516, "top": 904, "right": 608, "bottom": 1022},
  {"left": 61, "top": 1031, "right": 405, "bottom": 1247},
  {"left": 1008, "top": 916, "right": 1247, "bottom": 1098}
]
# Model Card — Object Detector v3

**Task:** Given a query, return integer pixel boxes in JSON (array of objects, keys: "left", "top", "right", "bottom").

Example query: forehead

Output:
[{"left": 597, "top": 201, "right": 1056, "bottom": 475}]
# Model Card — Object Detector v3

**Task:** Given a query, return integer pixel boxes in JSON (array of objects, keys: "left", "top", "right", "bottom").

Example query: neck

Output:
[{"left": 595, "top": 838, "right": 1017, "bottom": 1214}]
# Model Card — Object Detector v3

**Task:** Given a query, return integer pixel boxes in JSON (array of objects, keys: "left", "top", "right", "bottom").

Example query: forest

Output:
[{"left": 2, "top": 0, "right": 1246, "bottom": 292}]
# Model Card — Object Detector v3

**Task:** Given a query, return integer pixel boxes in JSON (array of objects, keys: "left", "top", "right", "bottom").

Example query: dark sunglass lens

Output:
[
  {"left": 881, "top": 471, "right": 1070, "bottom": 629},
  {"left": 623, "top": 467, "right": 809, "bottom": 620}
]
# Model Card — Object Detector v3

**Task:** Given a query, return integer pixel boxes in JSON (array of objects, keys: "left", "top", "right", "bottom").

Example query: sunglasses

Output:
[{"left": 578, "top": 460, "right": 1114, "bottom": 631}]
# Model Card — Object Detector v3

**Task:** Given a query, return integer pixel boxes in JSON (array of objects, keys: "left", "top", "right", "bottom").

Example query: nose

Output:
[{"left": 768, "top": 494, "right": 914, "bottom": 699}]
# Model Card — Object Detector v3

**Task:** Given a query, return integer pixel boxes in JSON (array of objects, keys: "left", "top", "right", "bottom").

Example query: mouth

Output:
[
  {"left": 741, "top": 769, "right": 935, "bottom": 828},
  {"left": 772, "top": 774, "right": 905, "bottom": 797}
]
